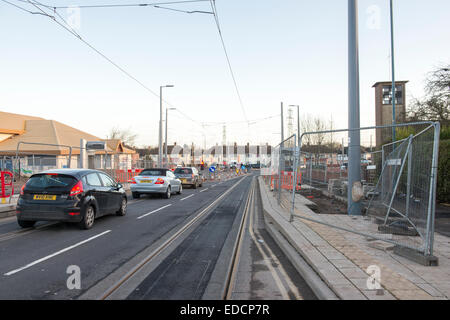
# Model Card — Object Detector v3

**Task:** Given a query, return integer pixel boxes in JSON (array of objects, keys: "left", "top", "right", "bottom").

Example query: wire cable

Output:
[
  {"left": 16, "top": 0, "right": 211, "bottom": 10},
  {"left": 209, "top": 0, "right": 248, "bottom": 123},
  {"left": 19, "top": 0, "right": 162, "bottom": 100}
]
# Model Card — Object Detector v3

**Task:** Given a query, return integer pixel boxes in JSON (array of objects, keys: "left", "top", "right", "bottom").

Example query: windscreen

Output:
[
  {"left": 25, "top": 174, "right": 77, "bottom": 192},
  {"left": 174, "top": 168, "right": 192, "bottom": 174},
  {"left": 140, "top": 169, "right": 167, "bottom": 176}
]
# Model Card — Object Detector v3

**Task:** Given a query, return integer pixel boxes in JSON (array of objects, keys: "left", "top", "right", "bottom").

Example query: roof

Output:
[
  {"left": 0, "top": 112, "right": 135, "bottom": 156},
  {"left": 104, "top": 139, "right": 135, "bottom": 154},
  {"left": 0, "top": 111, "right": 43, "bottom": 134},
  {"left": 372, "top": 81, "right": 409, "bottom": 88},
  {"left": 0, "top": 119, "right": 101, "bottom": 155}
]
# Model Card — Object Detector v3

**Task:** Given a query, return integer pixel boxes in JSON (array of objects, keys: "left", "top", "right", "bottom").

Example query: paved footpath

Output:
[{"left": 259, "top": 177, "right": 450, "bottom": 300}]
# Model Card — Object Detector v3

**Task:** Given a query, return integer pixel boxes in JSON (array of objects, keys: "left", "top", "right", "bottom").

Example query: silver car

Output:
[
  {"left": 174, "top": 167, "right": 202, "bottom": 189},
  {"left": 130, "top": 168, "right": 182, "bottom": 199}
]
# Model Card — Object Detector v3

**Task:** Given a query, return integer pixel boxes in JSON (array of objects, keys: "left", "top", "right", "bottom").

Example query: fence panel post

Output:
[{"left": 425, "top": 122, "right": 440, "bottom": 256}]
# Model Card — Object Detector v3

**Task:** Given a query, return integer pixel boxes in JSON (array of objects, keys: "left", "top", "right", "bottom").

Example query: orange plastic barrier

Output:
[
  {"left": 114, "top": 169, "right": 143, "bottom": 183},
  {"left": 274, "top": 171, "right": 301, "bottom": 191}
]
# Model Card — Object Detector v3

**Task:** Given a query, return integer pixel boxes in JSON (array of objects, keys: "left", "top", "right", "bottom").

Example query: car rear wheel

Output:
[
  {"left": 17, "top": 220, "right": 36, "bottom": 228},
  {"left": 116, "top": 197, "right": 127, "bottom": 216},
  {"left": 132, "top": 192, "right": 140, "bottom": 199},
  {"left": 164, "top": 187, "right": 171, "bottom": 199},
  {"left": 79, "top": 205, "right": 95, "bottom": 230}
]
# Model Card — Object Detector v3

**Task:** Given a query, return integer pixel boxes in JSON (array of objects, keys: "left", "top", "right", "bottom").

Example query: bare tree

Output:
[
  {"left": 407, "top": 65, "right": 450, "bottom": 123},
  {"left": 301, "top": 114, "right": 314, "bottom": 146},
  {"left": 313, "top": 116, "right": 327, "bottom": 146},
  {"left": 107, "top": 126, "right": 138, "bottom": 147}
]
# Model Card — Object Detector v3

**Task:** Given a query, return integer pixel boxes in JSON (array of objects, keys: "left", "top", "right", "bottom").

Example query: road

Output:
[{"left": 0, "top": 173, "right": 315, "bottom": 300}]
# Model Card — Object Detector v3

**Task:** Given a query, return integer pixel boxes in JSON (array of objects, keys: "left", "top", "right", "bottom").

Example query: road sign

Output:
[
  {"left": 86, "top": 141, "right": 106, "bottom": 150},
  {"left": 209, "top": 166, "right": 216, "bottom": 173}
]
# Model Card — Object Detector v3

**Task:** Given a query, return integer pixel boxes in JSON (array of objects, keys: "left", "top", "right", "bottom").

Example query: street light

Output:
[
  {"left": 165, "top": 107, "right": 176, "bottom": 167},
  {"left": 159, "top": 84, "right": 174, "bottom": 167},
  {"left": 390, "top": 0, "right": 397, "bottom": 143}
]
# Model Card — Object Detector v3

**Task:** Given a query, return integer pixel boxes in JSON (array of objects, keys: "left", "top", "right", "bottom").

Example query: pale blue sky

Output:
[{"left": 0, "top": 0, "right": 449, "bottom": 147}]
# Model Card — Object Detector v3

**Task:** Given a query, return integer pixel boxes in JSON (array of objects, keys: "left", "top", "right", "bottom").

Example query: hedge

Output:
[{"left": 437, "top": 139, "right": 450, "bottom": 203}]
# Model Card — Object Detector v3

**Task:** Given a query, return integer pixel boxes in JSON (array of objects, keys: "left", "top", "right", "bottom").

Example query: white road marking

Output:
[
  {"left": 180, "top": 194, "right": 194, "bottom": 201},
  {"left": 200, "top": 188, "right": 209, "bottom": 193},
  {"left": 4, "top": 230, "right": 112, "bottom": 276},
  {"left": 137, "top": 204, "right": 172, "bottom": 220}
]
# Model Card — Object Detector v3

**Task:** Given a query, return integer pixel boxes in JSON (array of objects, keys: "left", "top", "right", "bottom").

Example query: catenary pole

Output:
[{"left": 348, "top": 0, "right": 362, "bottom": 215}]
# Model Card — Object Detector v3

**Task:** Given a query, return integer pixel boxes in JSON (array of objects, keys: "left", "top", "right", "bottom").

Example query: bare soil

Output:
[{"left": 298, "top": 188, "right": 347, "bottom": 215}]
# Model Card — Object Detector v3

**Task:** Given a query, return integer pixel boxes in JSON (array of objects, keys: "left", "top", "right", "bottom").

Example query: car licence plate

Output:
[
  {"left": 181, "top": 179, "right": 187, "bottom": 183},
  {"left": 140, "top": 180, "right": 153, "bottom": 183},
  {"left": 33, "top": 194, "right": 57, "bottom": 201}
]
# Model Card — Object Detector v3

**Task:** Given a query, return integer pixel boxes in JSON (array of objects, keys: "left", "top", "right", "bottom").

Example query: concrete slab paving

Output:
[{"left": 259, "top": 177, "right": 450, "bottom": 300}]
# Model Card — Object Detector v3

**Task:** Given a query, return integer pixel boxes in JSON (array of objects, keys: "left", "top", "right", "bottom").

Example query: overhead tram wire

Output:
[
  {"left": 16, "top": 0, "right": 165, "bottom": 101},
  {"left": 4, "top": 0, "right": 253, "bottom": 137},
  {"left": 15, "top": 0, "right": 211, "bottom": 10},
  {"left": 1, "top": 0, "right": 49, "bottom": 15},
  {"left": 5, "top": 0, "right": 223, "bottom": 130},
  {"left": 209, "top": 0, "right": 249, "bottom": 124}
]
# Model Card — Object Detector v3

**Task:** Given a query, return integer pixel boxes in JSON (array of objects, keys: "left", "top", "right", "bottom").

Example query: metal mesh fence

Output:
[
  {"left": 262, "top": 122, "right": 440, "bottom": 259},
  {"left": 366, "top": 124, "right": 439, "bottom": 254}
]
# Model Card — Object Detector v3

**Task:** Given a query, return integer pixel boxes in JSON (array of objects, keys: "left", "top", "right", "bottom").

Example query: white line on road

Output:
[
  {"left": 200, "top": 188, "right": 209, "bottom": 193},
  {"left": 4, "top": 230, "right": 112, "bottom": 276},
  {"left": 180, "top": 194, "right": 194, "bottom": 201},
  {"left": 137, "top": 204, "right": 172, "bottom": 220}
]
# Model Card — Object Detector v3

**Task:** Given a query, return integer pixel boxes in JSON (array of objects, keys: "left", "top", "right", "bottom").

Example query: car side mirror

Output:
[{"left": 117, "top": 183, "right": 123, "bottom": 189}]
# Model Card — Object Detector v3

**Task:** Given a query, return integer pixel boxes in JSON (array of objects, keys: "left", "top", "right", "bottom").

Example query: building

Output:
[
  {"left": 0, "top": 111, "right": 136, "bottom": 174},
  {"left": 373, "top": 81, "right": 408, "bottom": 146},
  {"left": 137, "top": 142, "right": 273, "bottom": 169}
]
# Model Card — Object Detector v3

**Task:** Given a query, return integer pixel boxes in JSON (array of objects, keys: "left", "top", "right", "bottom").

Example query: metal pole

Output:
[
  {"left": 159, "top": 86, "right": 163, "bottom": 167},
  {"left": 390, "top": 0, "right": 397, "bottom": 143},
  {"left": 297, "top": 106, "right": 300, "bottom": 147},
  {"left": 165, "top": 107, "right": 168, "bottom": 168},
  {"left": 425, "top": 122, "right": 440, "bottom": 256},
  {"left": 280, "top": 102, "right": 285, "bottom": 173},
  {"left": 347, "top": 0, "right": 362, "bottom": 215},
  {"left": 280, "top": 102, "right": 284, "bottom": 144},
  {"left": 384, "top": 135, "right": 412, "bottom": 224},
  {"left": 290, "top": 134, "right": 298, "bottom": 222},
  {"left": 405, "top": 143, "right": 412, "bottom": 218},
  {"left": 68, "top": 147, "right": 72, "bottom": 168}
]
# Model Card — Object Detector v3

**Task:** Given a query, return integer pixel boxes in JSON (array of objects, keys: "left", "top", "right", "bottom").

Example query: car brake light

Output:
[
  {"left": 20, "top": 184, "right": 25, "bottom": 196},
  {"left": 155, "top": 178, "right": 165, "bottom": 185},
  {"left": 70, "top": 180, "right": 83, "bottom": 196},
  {"left": 130, "top": 178, "right": 137, "bottom": 184},
  {"left": 192, "top": 174, "right": 195, "bottom": 179}
]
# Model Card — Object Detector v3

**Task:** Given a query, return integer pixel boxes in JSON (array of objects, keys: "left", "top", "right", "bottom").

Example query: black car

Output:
[{"left": 16, "top": 169, "right": 127, "bottom": 230}]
